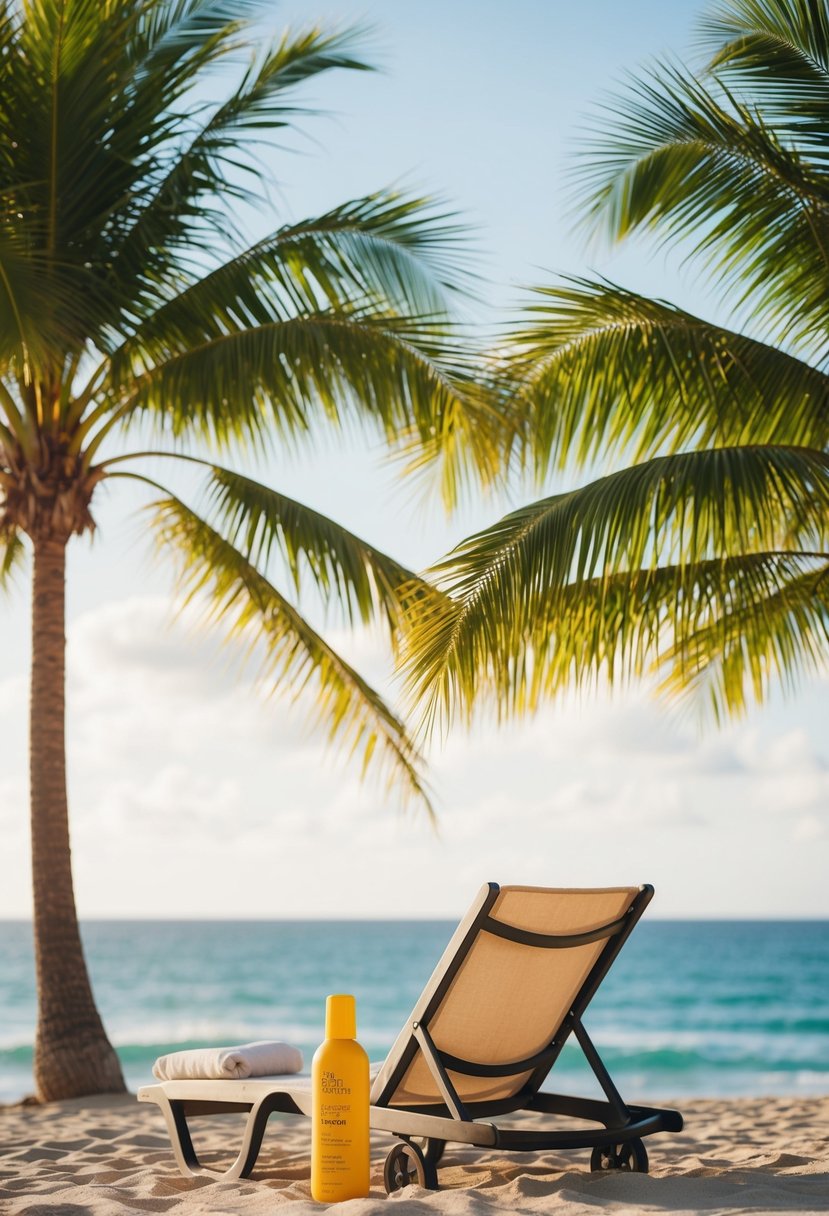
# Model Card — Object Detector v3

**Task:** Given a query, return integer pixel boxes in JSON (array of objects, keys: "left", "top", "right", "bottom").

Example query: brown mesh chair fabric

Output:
[{"left": 372, "top": 885, "right": 639, "bottom": 1107}]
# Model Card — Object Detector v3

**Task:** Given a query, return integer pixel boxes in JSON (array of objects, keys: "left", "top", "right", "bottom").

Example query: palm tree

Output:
[
  {"left": 403, "top": 0, "right": 829, "bottom": 735},
  {"left": 0, "top": 0, "right": 496, "bottom": 1101}
]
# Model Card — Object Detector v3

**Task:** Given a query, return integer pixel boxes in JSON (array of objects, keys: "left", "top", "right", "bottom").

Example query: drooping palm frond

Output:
[
  {"left": 104, "top": 310, "right": 487, "bottom": 478},
  {"left": 403, "top": 445, "right": 829, "bottom": 731},
  {"left": 405, "top": 540, "right": 829, "bottom": 733},
  {"left": 661, "top": 556, "right": 829, "bottom": 717},
  {"left": 132, "top": 478, "right": 432, "bottom": 812},
  {"left": 108, "top": 452, "right": 424, "bottom": 633},
  {"left": 200, "top": 469, "right": 422, "bottom": 635},
  {"left": 529, "top": 552, "right": 827, "bottom": 702},
  {"left": 577, "top": 59, "right": 829, "bottom": 346},
  {"left": 436, "top": 446, "right": 828, "bottom": 601},
  {"left": 510, "top": 278, "right": 829, "bottom": 474}
]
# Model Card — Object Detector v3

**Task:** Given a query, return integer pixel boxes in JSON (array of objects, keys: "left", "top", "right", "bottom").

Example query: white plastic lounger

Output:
[{"left": 139, "top": 882, "right": 683, "bottom": 1190}]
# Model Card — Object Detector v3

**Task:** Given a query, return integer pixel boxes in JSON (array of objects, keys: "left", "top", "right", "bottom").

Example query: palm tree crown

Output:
[
  {"left": 0, "top": 0, "right": 497, "bottom": 798},
  {"left": 1, "top": 0, "right": 497, "bottom": 1099},
  {"left": 403, "top": 0, "right": 829, "bottom": 734}
]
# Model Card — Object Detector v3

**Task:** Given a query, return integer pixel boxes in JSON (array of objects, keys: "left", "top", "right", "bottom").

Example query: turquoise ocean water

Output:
[{"left": 1, "top": 920, "right": 827, "bottom": 1103}]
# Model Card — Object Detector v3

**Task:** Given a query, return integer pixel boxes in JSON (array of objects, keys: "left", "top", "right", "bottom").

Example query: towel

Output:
[{"left": 152, "top": 1040, "right": 303, "bottom": 1081}]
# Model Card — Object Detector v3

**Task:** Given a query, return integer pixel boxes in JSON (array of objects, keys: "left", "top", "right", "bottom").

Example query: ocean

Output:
[{"left": 1, "top": 919, "right": 827, "bottom": 1103}]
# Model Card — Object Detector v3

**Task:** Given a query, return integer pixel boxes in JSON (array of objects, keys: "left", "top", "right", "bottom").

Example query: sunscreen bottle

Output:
[{"left": 311, "top": 993, "right": 370, "bottom": 1202}]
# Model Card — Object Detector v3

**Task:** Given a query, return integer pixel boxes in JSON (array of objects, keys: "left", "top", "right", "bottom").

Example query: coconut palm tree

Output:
[
  {"left": 403, "top": 0, "right": 829, "bottom": 736},
  {"left": 0, "top": 0, "right": 497, "bottom": 1101}
]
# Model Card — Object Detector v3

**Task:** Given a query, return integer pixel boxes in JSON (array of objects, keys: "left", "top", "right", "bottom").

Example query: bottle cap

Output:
[{"left": 325, "top": 993, "right": 356, "bottom": 1039}]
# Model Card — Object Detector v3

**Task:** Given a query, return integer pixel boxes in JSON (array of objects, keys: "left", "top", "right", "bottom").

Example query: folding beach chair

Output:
[{"left": 139, "top": 882, "right": 683, "bottom": 1190}]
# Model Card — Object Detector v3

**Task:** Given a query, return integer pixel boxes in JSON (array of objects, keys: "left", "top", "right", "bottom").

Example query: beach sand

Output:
[{"left": 1, "top": 1093, "right": 827, "bottom": 1214}]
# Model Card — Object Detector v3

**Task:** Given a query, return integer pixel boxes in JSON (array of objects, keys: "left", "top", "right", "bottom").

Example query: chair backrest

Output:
[{"left": 371, "top": 882, "right": 650, "bottom": 1110}]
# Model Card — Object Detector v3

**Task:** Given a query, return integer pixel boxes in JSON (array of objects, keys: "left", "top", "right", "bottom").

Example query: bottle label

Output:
[{"left": 321, "top": 1069, "right": 351, "bottom": 1096}]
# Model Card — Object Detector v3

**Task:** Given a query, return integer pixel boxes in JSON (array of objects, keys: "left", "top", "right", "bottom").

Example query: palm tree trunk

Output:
[{"left": 30, "top": 535, "right": 125, "bottom": 1100}]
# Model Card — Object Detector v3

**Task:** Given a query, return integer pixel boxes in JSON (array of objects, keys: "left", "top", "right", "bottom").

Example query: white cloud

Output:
[
  {"left": 794, "top": 814, "right": 826, "bottom": 843},
  {"left": 2, "top": 595, "right": 828, "bottom": 919}
]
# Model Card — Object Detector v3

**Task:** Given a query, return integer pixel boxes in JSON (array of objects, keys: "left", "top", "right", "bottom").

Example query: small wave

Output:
[
  {"left": 554, "top": 1042, "right": 829, "bottom": 1074},
  {"left": 0, "top": 1044, "right": 33, "bottom": 1064}
]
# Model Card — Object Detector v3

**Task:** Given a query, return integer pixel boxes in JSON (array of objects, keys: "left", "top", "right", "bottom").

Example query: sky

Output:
[{"left": 2, "top": 0, "right": 828, "bottom": 920}]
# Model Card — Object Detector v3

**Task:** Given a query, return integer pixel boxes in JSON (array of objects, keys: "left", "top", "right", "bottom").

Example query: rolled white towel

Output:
[{"left": 153, "top": 1040, "right": 303, "bottom": 1081}]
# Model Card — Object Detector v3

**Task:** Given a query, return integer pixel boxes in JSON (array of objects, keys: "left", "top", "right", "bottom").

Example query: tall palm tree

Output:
[
  {"left": 403, "top": 0, "right": 829, "bottom": 735},
  {"left": 0, "top": 0, "right": 497, "bottom": 1101}
]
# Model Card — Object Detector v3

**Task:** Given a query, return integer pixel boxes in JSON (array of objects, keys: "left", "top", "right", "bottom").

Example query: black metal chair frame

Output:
[{"left": 369, "top": 882, "right": 682, "bottom": 1188}]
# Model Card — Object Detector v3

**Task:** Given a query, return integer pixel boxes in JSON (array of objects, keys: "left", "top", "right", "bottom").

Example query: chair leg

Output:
[{"left": 157, "top": 1095, "right": 272, "bottom": 1180}]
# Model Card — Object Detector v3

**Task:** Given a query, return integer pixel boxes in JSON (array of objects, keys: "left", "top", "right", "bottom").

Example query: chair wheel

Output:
[
  {"left": 591, "top": 1138, "right": 649, "bottom": 1172},
  {"left": 383, "top": 1140, "right": 438, "bottom": 1192}
]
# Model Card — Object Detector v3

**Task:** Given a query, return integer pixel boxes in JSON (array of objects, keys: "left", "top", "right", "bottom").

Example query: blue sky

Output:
[{"left": 2, "top": 0, "right": 828, "bottom": 919}]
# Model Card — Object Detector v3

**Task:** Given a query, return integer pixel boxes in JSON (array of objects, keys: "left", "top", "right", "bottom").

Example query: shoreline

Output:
[{"left": 1, "top": 1092, "right": 827, "bottom": 1214}]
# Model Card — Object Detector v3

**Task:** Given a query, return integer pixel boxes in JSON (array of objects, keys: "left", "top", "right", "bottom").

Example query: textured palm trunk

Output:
[{"left": 30, "top": 535, "right": 125, "bottom": 1100}]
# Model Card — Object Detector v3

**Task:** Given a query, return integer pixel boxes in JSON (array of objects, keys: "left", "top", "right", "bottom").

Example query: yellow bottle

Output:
[{"left": 311, "top": 994, "right": 370, "bottom": 1202}]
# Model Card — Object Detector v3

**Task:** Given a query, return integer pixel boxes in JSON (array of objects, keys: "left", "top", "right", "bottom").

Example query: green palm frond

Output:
[
  {"left": 437, "top": 446, "right": 828, "bottom": 597},
  {"left": 0, "top": 0, "right": 246, "bottom": 360},
  {"left": 701, "top": 0, "right": 829, "bottom": 140},
  {"left": 530, "top": 552, "right": 826, "bottom": 701},
  {"left": 175, "top": 457, "right": 422, "bottom": 633},
  {"left": 510, "top": 278, "right": 829, "bottom": 473},
  {"left": 578, "top": 58, "right": 829, "bottom": 344},
  {"left": 97, "top": 189, "right": 494, "bottom": 503},
  {"left": 145, "top": 486, "right": 432, "bottom": 812},
  {"left": 661, "top": 557, "right": 829, "bottom": 718},
  {"left": 403, "top": 446, "right": 829, "bottom": 731},
  {"left": 1, "top": 6, "right": 373, "bottom": 360},
  {"left": 156, "top": 22, "right": 371, "bottom": 176},
  {"left": 115, "top": 311, "right": 489, "bottom": 482},
  {"left": 113, "top": 192, "right": 472, "bottom": 374},
  {"left": 390, "top": 367, "right": 519, "bottom": 509},
  {"left": 212, "top": 23, "right": 372, "bottom": 132},
  {"left": 0, "top": 242, "right": 94, "bottom": 367},
  {"left": 405, "top": 543, "right": 829, "bottom": 732},
  {"left": 108, "top": 24, "right": 373, "bottom": 303},
  {"left": 134, "top": 0, "right": 261, "bottom": 67}
]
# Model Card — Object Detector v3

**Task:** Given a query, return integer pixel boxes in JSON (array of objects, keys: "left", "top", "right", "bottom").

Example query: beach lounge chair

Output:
[{"left": 138, "top": 882, "right": 683, "bottom": 1190}]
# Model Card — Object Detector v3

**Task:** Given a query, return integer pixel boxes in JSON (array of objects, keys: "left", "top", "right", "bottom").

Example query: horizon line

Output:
[{"left": 1, "top": 914, "right": 828, "bottom": 923}]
